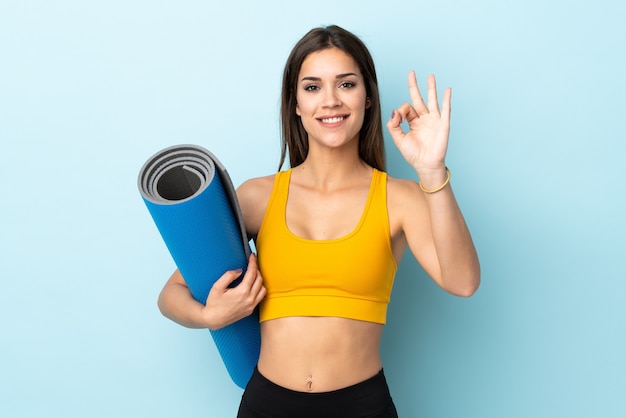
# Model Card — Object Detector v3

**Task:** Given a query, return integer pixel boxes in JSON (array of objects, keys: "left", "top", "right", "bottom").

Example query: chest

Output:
[{"left": 285, "top": 186, "right": 370, "bottom": 241}]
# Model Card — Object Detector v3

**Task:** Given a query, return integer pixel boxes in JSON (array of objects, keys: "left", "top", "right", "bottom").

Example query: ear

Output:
[
  {"left": 365, "top": 97, "right": 372, "bottom": 109},
  {"left": 295, "top": 103, "right": 301, "bottom": 116}
]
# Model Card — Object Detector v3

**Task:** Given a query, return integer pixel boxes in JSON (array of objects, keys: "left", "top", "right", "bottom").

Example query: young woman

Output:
[{"left": 158, "top": 25, "right": 480, "bottom": 418}]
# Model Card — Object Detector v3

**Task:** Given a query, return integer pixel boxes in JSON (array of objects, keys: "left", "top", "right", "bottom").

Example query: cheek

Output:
[{"left": 295, "top": 92, "right": 311, "bottom": 115}]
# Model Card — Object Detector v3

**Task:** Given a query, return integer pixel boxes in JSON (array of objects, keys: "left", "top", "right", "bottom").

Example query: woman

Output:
[{"left": 158, "top": 25, "right": 480, "bottom": 417}]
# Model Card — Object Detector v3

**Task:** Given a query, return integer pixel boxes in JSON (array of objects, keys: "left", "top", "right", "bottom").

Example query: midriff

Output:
[{"left": 257, "top": 316, "right": 383, "bottom": 392}]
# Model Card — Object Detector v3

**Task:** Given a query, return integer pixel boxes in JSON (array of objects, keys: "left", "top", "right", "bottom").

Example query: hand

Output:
[
  {"left": 386, "top": 72, "right": 451, "bottom": 174},
  {"left": 203, "top": 253, "right": 266, "bottom": 330}
]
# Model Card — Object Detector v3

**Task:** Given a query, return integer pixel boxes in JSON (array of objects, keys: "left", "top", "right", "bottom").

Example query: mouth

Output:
[{"left": 319, "top": 115, "right": 348, "bottom": 124}]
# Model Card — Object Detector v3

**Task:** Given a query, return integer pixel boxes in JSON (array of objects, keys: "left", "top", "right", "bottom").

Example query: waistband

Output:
[{"left": 240, "top": 367, "right": 394, "bottom": 418}]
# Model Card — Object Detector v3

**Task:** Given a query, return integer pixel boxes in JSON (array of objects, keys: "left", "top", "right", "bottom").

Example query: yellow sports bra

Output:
[{"left": 256, "top": 168, "right": 398, "bottom": 324}]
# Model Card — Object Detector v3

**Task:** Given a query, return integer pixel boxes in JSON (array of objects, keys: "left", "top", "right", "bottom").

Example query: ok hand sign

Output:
[{"left": 386, "top": 72, "right": 451, "bottom": 174}]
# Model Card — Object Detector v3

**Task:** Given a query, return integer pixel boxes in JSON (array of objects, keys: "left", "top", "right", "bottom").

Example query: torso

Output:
[
  {"left": 258, "top": 317, "right": 383, "bottom": 392},
  {"left": 237, "top": 165, "right": 412, "bottom": 392}
]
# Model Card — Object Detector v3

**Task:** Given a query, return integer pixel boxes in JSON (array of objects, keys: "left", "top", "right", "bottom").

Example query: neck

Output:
[{"left": 294, "top": 152, "right": 371, "bottom": 190}]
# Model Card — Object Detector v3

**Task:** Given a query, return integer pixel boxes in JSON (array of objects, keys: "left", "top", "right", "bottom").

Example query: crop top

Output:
[{"left": 256, "top": 168, "right": 398, "bottom": 324}]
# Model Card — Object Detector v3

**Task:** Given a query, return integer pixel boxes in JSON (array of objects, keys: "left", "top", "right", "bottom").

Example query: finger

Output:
[
  {"left": 212, "top": 268, "right": 244, "bottom": 291},
  {"left": 441, "top": 87, "right": 452, "bottom": 121},
  {"left": 408, "top": 71, "right": 428, "bottom": 115},
  {"left": 244, "top": 268, "right": 266, "bottom": 312},
  {"left": 386, "top": 109, "right": 406, "bottom": 144},
  {"left": 249, "top": 269, "right": 265, "bottom": 298},
  {"left": 238, "top": 253, "right": 259, "bottom": 289},
  {"left": 257, "top": 285, "right": 267, "bottom": 302},
  {"left": 427, "top": 74, "right": 440, "bottom": 115},
  {"left": 397, "top": 103, "right": 420, "bottom": 124},
  {"left": 252, "top": 278, "right": 267, "bottom": 304}
]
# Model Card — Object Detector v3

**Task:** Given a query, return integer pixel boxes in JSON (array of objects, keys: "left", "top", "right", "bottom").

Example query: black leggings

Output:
[{"left": 237, "top": 367, "right": 398, "bottom": 418}]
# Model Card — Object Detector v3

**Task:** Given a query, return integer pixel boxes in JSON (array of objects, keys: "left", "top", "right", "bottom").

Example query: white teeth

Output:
[{"left": 321, "top": 116, "right": 344, "bottom": 124}]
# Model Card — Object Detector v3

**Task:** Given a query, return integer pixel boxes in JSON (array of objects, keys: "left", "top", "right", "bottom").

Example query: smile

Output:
[{"left": 320, "top": 116, "right": 347, "bottom": 124}]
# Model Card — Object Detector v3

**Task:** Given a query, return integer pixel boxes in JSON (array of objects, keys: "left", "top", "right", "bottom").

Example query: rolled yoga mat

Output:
[{"left": 138, "top": 144, "right": 260, "bottom": 389}]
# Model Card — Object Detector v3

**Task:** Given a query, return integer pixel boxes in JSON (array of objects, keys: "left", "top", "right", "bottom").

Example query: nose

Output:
[{"left": 322, "top": 88, "right": 341, "bottom": 108}]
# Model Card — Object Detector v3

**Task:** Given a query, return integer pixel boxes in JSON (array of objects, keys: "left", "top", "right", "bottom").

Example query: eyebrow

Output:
[{"left": 300, "top": 72, "right": 359, "bottom": 82}]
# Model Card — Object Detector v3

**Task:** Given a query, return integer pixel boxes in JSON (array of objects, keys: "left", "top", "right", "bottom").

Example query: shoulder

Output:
[
  {"left": 237, "top": 173, "right": 278, "bottom": 238},
  {"left": 385, "top": 173, "right": 429, "bottom": 226},
  {"left": 385, "top": 173, "right": 423, "bottom": 206},
  {"left": 237, "top": 173, "right": 276, "bottom": 201}
]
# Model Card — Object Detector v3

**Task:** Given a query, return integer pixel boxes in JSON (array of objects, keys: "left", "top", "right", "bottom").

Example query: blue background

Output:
[{"left": 1, "top": 1, "right": 624, "bottom": 417}]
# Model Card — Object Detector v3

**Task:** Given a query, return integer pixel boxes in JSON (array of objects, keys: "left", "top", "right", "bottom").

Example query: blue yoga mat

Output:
[{"left": 137, "top": 144, "right": 260, "bottom": 389}]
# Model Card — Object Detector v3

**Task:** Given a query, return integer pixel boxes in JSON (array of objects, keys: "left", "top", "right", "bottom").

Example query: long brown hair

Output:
[{"left": 279, "top": 25, "right": 385, "bottom": 171}]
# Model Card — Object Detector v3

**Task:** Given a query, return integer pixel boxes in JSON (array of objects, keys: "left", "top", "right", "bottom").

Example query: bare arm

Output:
[
  {"left": 157, "top": 254, "right": 266, "bottom": 330},
  {"left": 390, "top": 178, "right": 480, "bottom": 296},
  {"left": 156, "top": 177, "right": 273, "bottom": 329},
  {"left": 387, "top": 72, "right": 480, "bottom": 296}
]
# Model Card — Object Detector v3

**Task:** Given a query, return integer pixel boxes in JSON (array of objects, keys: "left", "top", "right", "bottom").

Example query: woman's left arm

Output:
[{"left": 387, "top": 72, "right": 480, "bottom": 296}]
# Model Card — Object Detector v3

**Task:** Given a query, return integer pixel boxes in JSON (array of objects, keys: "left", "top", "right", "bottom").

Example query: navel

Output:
[{"left": 306, "top": 375, "right": 313, "bottom": 392}]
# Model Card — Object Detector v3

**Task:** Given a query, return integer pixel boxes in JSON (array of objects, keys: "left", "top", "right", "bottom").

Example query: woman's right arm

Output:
[
  {"left": 157, "top": 175, "right": 273, "bottom": 330},
  {"left": 157, "top": 254, "right": 266, "bottom": 331}
]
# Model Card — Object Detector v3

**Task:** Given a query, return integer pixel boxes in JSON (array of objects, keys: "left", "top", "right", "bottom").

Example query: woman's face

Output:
[{"left": 295, "top": 47, "right": 369, "bottom": 153}]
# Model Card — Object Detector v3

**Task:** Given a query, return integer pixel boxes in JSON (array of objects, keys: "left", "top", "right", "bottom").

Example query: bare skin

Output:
[
  {"left": 242, "top": 164, "right": 384, "bottom": 392},
  {"left": 157, "top": 48, "right": 480, "bottom": 393}
]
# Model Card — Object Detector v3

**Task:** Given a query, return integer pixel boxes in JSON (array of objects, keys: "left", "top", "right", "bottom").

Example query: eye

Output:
[
  {"left": 339, "top": 81, "right": 356, "bottom": 89},
  {"left": 304, "top": 84, "right": 320, "bottom": 92}
]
